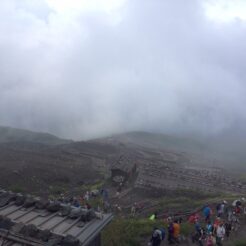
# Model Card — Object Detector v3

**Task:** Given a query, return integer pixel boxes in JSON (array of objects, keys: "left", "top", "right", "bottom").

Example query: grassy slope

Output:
[
  {"left": 102, "top": 193, "right": 244, "bottom": 246},
  {"left": 102, "top": 218, "right": 193, "bottom": 246}
]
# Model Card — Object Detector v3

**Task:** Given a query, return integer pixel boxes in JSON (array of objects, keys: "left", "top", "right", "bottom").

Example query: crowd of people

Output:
[{"left": 149, "top": 198, "right": 246, "bottom": 246}]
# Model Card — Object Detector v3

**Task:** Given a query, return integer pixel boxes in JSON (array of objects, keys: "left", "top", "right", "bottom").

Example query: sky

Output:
[{"left": 0, "top": 0, "right": 246, "bottom": 140}]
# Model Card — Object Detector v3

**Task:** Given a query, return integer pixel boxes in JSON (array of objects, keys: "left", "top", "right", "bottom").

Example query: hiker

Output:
[
  {"left": 85, "top": 202, "right": 91, "bottom": 210},
  {"left": 213, "top": 217, "right": 221, "bottom": 234},
  {"left": 173, "top": 220, "right": 180, "bottom": 243},
  {"left": 160, "top": 227, "right": 166, "bottom": 241},
  {"left": 149, "top": 227, "right": 163, "bottom": 246},
  {"left": 203, "top": 205, "right": 212, "bottom": 222},
  {"left": 195, "top": 221, "right": 202, "bottom": 235},
  {"left": 114, "top": 204, "right": 122, "bottom": 213},
  {"left": 232, "top": 199, "right": 242, "bottom": 214},
  {"left": 205, "top": 233, "right": 215, "bottom": 246},
  {"left": 198, "top": 228, "right": 206, "bottom": 246},
  {"left": 84, "top": 191, "right": 90, "bottom": 201},
  {"left": 225, "top": 205, "right": 233, "bottom": 222},
  {"left": 216, "top": 202, "right": 225, "bottom": 218},
  {"left": 168, "top": 222, "right": 174, "bottom": 244},
  {"left": 192, "top": 222, "right": 205, "bottom": 246},
  {"left": 188, "top": 213, "right": 200, "bottom": 224},
  {"left": 118, "top": 182, "right": 123, "bottom": 193},
  {"left": 216, "top": 222, "right": 225, "bottom": 246},
  {"left": 79, "top": 195, "right": 84, "bottom": 206},
  {"left": 206, "top": 221, "right": 213, "bottom": 235},
  {"left": 149, "top": 212, "right": 157, "bottom": 221},
  {"left": 220, "top": 201, "right": 227, "bottom": 218},
  {"left": 231, "top": 212, "right": 240, "bottom": 231},
  {"left": 101, "top": 188, "right": 109, "bottom": 202},
  {"left": 103, "top": 200, "right": 110, "bottom": 212},
  {"left": 167, "top": 215, "right": 173, "bottom": 223},
  {"left": 131, "top": 202, "right": 137, "bottom": 216},
  {"left": 72, "top": 198, "right": 80, "bottom": 208},
  {"left": 177, "top": 217, "right": 183, "bottom": 224},
  {"left": 224, "top": 222, "right": 231, "bottom": 238},
  {"left": 216, "top": 203, "right": 221, "bottom": 217}
]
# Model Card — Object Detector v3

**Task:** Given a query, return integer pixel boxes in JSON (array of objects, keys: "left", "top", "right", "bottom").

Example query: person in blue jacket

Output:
[{"left": 203, "top": 205, "right": 212, "bottom": 222}]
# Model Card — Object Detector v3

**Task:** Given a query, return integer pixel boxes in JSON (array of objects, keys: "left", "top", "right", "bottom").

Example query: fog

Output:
[{"left": 0, "top": 0, "right": 246, "bottom": 140}]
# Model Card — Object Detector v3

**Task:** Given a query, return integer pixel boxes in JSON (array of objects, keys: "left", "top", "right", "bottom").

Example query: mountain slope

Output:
[
  {"left": 93, "top": 131, "right": 207, "bottom": 154},
  {"left": 91, "top": 131, "right": 246, "bottom": 169},
  {"left": 0, "top": 126, "right": 72, "bottom": 145}
]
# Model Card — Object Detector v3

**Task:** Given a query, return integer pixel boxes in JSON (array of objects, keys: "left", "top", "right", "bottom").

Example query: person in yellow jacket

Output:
[
  {"left": 173, "top": 220, "right": 180, "bottom": 243},
  {"left": 149, "top": 212, "right": 157, "bottom": 221}
]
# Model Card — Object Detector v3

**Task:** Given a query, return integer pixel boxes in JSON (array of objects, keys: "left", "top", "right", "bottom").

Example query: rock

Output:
[
  {"left": 77, "top": 221, "right": 85, "bottom": 228},
  {"left": 87, "top": 209, "right": 96, "bottom": 221},
  {"left": 80, "top": 209, "right": 95, "bottom": 222},
  {"left": 0, "top": 216, "right": 14, "bottom": 230},
  {"left": 37, "top": 229, "right": 51, "bottom": 242},
  {"left": 61, "top": 235, "right": 80, "bottom": 246},
  {"left": 23, "top": 196, "right": 35, "bottom": 208},
  {"left": 0, "top": 192, "right": 17, "bottom": 207},
  {"left": 0, "top": 191, "right": 8, "bottom": 198},
  {"left": 69, "top": 207, "right": 82, "bottom": 219},
  {"left": 20, "top": 224, "right": 39, "bottom": 237},
  {"left": 15, "top": 194, "right": 26, "bottom": 206},
  {"left": 47, "top": 201, "right": 61, "bottom": 212},
  {"left": 59, "top": 204, "right": 71, "bottom": 217},
  {"left": 47, "top": 235, "right": 63, "bottom": 246},
  {"left": 12, "top": 223, "right": 25, "bottom": 233},
  {"left": 35, "top": 198, "right": 49, "bottom": 209}
]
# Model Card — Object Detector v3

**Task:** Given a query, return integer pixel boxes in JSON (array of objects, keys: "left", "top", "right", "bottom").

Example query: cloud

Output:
[
  {"left": 0, "top": 0, "right": 246, "bottom": 139},
  {"left": 204, "top": 0, "right": 246, "bottom": 22}
]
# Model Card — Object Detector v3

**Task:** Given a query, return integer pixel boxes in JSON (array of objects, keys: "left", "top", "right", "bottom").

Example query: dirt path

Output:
[{"left": 223, "top": 223, "right": 246, "bottom": 246}]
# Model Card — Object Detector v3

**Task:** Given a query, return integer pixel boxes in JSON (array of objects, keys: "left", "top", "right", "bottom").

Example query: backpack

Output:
[{"left": 159, "top": 228, "right": 165, "bottom": 240}]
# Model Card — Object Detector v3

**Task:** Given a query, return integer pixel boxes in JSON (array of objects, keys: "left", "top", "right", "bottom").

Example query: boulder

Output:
[
  {"left": 47, "top": 235, "right": 63, "bottom": 246},
  {"left": 35, "top": 198, "right": 50, "bottom": 209},
  {"left": 59, "top": 204, "right": 71, "bottom": 217},
  {"left": 0, "top": 216, "right": 14, "bottom": 230},
  {"left": 15, "top": 194, "right": 26, "bottom": 206},
  {"left": 69, "top": 207, "right": 82, "bottom": 219},
  {"left": 47, "top": 201, "right": 61, "bottom": 212},
  {"left": 37, "top": 229, "right": 52, "bottom": 242},
  {"left": 20, "top": 224, "right": 39, "bottom": 237},
  {"left": 61, "top": 235, "right": 80, "bottom": 246},
  {"left": 23, "top": 196, "right": 36, "bottom": 208},
  {"left": 12, "top": 223, "right": 25, "bottom": 233},
  {"left": 0, "top": 192, "right": 16, "bottom": 207}
]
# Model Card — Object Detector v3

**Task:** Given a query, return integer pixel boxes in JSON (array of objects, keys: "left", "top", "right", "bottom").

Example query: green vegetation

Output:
[
  {"left": 8, "top": 184, "right": 26, "bottom": 193},
  {"left": 48, "top": 184, "right": 68, "bottom": 196},
  {"left": 102, "top": 192, "right": 243, "bottom": 246},
  {"left": 102, "top": 218, "right": 193, "bottom": 246},
  {"left": 102, "top": 218, "right": 163, "bottom": 246},
  {"left": 152, "top": 192, "right": 237, "bottom": 214},
  {"left": 82, "top": 180, "right": 105, "bottom": 191},
  {"left": 235, "top": 240, "right": 246, "bottom": 246}
]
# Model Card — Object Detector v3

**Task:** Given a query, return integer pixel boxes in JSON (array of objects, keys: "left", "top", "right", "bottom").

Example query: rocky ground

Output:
[{"left": 1, "top": 128, "right": 246, "bottom": 244}]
